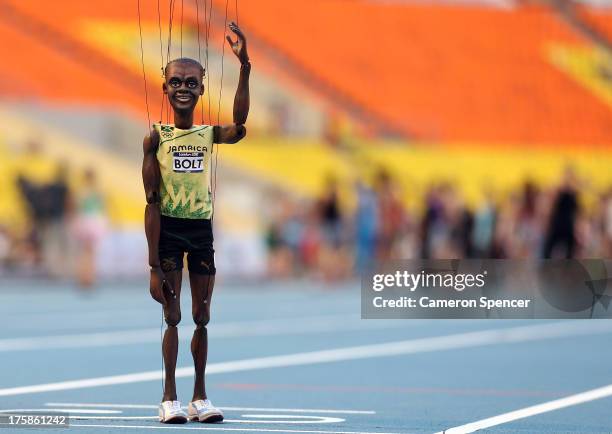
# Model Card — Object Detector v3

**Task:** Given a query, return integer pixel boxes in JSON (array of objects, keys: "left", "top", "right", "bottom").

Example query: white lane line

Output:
[
  {"left": 56, "top": 416, "right": 346, "bottom": 424},
  {"left": 224, "top": 408, "right": 371, "bottom": 415},
  {"left": 45, "top": 403, "right": 376, "bottom": 414},
  {"left": 70, "top": 416, "right": 154, "bottom": 420},
  {"left": 46, "top": 402, "right": 157, "bottom": 409},
  {"left": 0, "top": 314, "right": 411, "bottom": 352},
  {"left": 67, "top": 416, "right": 345, "bottom": 423},
  {"left": 71, "top": 416, "right": 155, "bottom": 420},
  {"left": 1, "top": 321, "right": 611, "bottom": 397},
  {"left": 70, "top": 424, "right": 403, "bottom": 434},
  {"left": 0, "top": 408, "right": 121, "bottom": 414},
  {"left": 436, "top": 383, "right": 612, "bottom": 434},
  {"left": 15, "top": 414, "right": 345, "bottom": 424},
  {"left": 235, "top": 415, "right": 345, "bottom": 424}
]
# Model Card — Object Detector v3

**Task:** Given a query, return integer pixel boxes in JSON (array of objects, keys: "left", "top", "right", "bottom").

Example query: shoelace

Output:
[
  {"left": 194, "top": 400, "right": 211, "bottom": 411},
  {"left": 172, "top": 401, "right": 182, "bottom": 412}
]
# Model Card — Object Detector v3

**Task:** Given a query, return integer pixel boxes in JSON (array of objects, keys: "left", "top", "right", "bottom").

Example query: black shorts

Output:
[{"left": 159, "top": 215, "right": 216, "bottom": 275}]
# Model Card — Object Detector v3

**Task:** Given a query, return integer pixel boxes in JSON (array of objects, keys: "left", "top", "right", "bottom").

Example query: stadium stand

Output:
[
  {"left": 1, "top": 0, "right": 610, "bottom": 146},
  {"left": 0, "top": 0, "right": 611, "bottom": 231}
]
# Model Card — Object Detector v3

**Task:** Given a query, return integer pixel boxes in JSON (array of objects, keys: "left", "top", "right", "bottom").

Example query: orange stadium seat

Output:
[
  {"left": 0, "top": 0, "right": 163, "bottom": 120},
  {"left": 225, "top": 0, "right": 612, "bottom": 148}
]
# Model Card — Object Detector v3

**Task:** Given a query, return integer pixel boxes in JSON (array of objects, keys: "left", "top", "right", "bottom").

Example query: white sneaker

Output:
[
  {"left": 158, "top": 400, "right": 188, "bottom": 424},
  {"left": 188, "top": 399, "right": 224, "bottom": 423}
]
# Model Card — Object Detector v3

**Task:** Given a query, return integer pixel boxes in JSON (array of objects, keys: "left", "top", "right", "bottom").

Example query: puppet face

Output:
[{"left": 163, "top": 62, "right": 204, "bottom": 114}]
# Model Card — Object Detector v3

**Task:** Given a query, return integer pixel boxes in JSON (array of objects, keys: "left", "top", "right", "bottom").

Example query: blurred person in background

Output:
[
  {"left": 318, "top": 175, "right": 343, "bottom": 248},
  {"left": 0, "top": 225, "right": 10, "bottom": 272},
  {"left": 489, "top": 197, "right": 513, "bottom": 259},
  {"left": 354, "top": 180, "right": 378, "bottom": 270},
  {"left": 576, "top": 202, "right": 601, "bottom": 257},
  {"left": 16, "top": 174, "right": 44, "bottom": 266},
  {"left": 472, "top": 189, "right": 497, "bottom": 258},
  {"left": 576, "top": 186, "right": 612, "bottom": 258},
  {"left": 422, "top": 182, "right": 465, "bottom": 259},
  {"left": 315, "top": 176, "right": 351, "bottom": 280},
  {"left": 420, "top": 183, "right": 443, "bottom": 258},
  {"left": 301, "top": 203, "right": 324, "bottom": 276},
  {"left": 73, "top": 168, "right": 107, "bottom": 289},
  {"left": 447, "top": 186, "right": 474, "bottom": 258},
  {"left": 15, "top": 141, "right": 46, "bottom": 268},
  {"left": 542, "top": 167, "right": 580, "bottom": 259},
  {"left": 375, "top": 169, "right": 406, "bottom": 262},
  {"left": 17, "top": 160, "right": 72, "bottom": 278},
  {"left": 43, "top": 162, "right": 72, "bottom": 278},
  {"left": 281, "top": 198, "right": 306, "bottom": 273},
  {"left": 512, "top": 180, "right": 544, "bottom": 258},
  {"left": 264, "top": 196, "right": 293, "bottom": 278}
]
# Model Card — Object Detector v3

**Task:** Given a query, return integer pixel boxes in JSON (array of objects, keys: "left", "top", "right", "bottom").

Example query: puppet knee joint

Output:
[{"left": 165, "top": 311, "right": 181, "bottom": 327}]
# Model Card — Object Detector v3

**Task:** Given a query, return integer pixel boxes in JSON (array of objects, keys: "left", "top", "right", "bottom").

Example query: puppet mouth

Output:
[{"left": 175, "top": 94, "right": 193, "bottom": 103}]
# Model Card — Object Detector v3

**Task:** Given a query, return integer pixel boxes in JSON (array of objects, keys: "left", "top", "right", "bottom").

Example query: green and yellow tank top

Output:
[{"left": 154, "top": 123, "right": 214, "bottom": 219}]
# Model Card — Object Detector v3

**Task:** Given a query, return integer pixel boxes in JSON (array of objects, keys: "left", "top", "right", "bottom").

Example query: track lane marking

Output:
[
  {"left": 436, "top": 383, "right": 612, "bottom": 433},
  {"left": 45, "top": 403, "right": 375, "bottom": 414},
  {"left": 0, "top": 315, "right": 415, "bottom": 352},
  {"left": 1, "top": 321, "right": 611, "bottom": 397},
  {"left": 0, "top": 408, "right": 121, "bottom": 414},
  {"left": 69, "top": 424, "right": 403, "bottom": 433}
]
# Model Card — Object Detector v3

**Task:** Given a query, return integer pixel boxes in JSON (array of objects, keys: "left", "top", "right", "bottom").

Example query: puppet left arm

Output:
[{"left": 215, "top": 21, "right": 250, "bottom": 144}]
